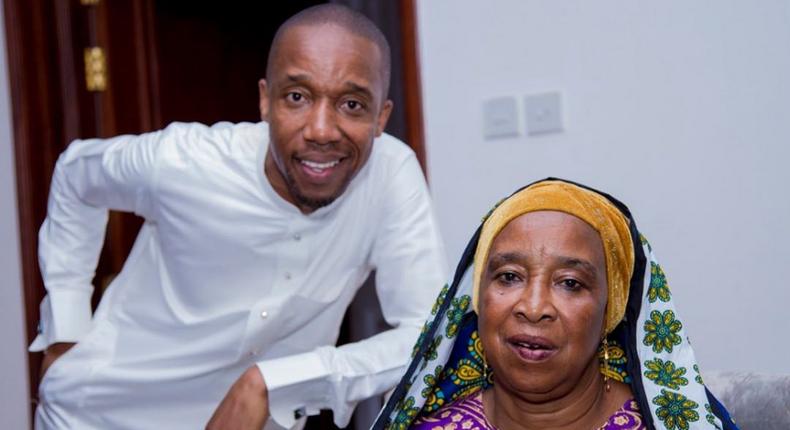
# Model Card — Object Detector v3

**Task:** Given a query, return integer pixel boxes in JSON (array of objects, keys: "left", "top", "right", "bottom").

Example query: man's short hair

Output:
[{"left": 267, "top": 4, "right": 392, "bottom": 99}]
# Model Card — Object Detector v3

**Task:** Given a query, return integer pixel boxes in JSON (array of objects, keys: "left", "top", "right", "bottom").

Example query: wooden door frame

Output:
[
  {"left": 3, "top": 0, "right": 163, "bottom": 405},
  {"left": 399, "top": 0, "right": 427, "bottom": 174},
  {"left": 4, "top": 0, "right": 73, "bottom": 402},
  {"left": 4, "top": 0, "right": 427, "bottom": 418}
]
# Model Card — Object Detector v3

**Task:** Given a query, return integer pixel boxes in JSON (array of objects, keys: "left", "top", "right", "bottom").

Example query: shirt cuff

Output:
[
  {"left": 29, "top": 290, "right": 93, "bottom": 352},
  {"left": 257, "top": 350, "right": 332, "bottom": 429}
]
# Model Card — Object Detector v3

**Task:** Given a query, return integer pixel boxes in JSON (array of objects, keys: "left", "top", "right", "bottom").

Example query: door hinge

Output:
[{"left": 84, "top": 46, "right": 107, "bottom": 92}]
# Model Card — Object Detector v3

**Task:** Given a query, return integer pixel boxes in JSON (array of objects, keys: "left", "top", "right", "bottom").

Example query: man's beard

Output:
[{"left": 283, "top": 168, "right": 340, "bottom": 211}]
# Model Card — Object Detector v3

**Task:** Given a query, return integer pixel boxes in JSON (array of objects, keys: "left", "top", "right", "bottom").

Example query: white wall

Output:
[
  {"left": 0, "top": 3, "right": 32, "bottom": 427},
  {"left": 418, "top": 1, "right": 790, "bottom": 374}
]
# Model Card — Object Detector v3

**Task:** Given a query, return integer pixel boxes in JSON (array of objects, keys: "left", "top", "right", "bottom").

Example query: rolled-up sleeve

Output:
[{"left": 30, "top": 130, "right": 163, "bottom": 351}]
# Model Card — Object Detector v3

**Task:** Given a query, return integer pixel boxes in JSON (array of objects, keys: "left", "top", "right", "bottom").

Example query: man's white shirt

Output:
[{"left": 32, "top": 121, "right": 447, "bottom": 429}]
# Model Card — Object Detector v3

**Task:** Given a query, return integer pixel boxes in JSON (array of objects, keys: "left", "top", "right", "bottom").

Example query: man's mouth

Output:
[
  {"left": 296, "top": 157, "right": 345, "bottom": 182},
  {"left": 300, "top": 158, "right": 341, "bottom": 172}
]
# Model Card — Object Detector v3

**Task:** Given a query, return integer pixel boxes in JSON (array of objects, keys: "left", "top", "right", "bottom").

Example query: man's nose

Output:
[{"left": 303, "top": 100, "right": 341, "bottom": 145}]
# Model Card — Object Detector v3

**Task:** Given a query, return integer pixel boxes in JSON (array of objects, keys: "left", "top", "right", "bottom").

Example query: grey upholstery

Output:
[{"left": 703, "top": 371, "right": 790, "bottom": 430}]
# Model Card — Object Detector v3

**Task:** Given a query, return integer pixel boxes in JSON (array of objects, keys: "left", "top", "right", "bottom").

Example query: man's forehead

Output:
[
  {"left": 268, "top": 24, "right": 385, "bottom": 90},
  {"left": 274, "top": 23, "right": 380, "bottom": 58}
]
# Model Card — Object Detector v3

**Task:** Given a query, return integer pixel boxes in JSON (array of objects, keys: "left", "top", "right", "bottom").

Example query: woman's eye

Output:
[
  {"left": 496, "top": 272, "right": 520, "bottom": 284},
  {"left": 560, "top": 279, "right": 582, "bottom": 290}
]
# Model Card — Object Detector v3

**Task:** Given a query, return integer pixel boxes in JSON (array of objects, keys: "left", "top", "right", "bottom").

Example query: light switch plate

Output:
[
  {"left": 483, "top": 96, "right": 519, "bottom": 139},
  {"left": 524, "top": 92, "right": 563, "bottom": 135}
]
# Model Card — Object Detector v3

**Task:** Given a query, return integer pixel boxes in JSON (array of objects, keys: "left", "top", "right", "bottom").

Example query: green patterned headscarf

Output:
[{"left": 372, "top": 178, "right": 738, "bottom": 430}]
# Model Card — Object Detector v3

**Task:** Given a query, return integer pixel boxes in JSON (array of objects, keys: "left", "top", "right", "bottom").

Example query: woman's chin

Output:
[{"left": 496, "top": 378, "right": 565, "bottom": 401}]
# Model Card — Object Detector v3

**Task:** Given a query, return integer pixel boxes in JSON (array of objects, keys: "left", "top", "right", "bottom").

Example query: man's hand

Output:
[
  {"left": 206, "top": 365, "right": 269, "bottom": 430},
  {"left": 40, "top": 342, "right": 76, "bottom": 381}
]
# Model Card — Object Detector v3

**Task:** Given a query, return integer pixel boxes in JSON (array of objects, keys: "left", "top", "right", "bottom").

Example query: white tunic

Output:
[{"left": 31, "top": 121, "right": 448, "bottom": 429}]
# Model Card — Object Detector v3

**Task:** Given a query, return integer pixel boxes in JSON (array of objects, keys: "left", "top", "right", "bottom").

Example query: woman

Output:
[{"left": 373, "top": 179, "right": 738, "bottom": 430}]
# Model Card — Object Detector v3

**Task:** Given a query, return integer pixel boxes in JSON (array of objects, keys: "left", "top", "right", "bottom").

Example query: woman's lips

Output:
[{"left": 506, "top": 335, "right": 558, "bottom": 362}]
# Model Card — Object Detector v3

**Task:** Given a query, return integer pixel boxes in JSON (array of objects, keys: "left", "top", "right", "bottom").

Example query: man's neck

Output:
[{"left": 483, "top": 360, "right": 630, "bottom": 430}]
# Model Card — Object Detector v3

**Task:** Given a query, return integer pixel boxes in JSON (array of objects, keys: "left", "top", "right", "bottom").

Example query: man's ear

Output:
[
  {"left": 375, "top": 100, "right": 393, "bottom": 136},
  {"left": 258, "top": 79, "right": 270, "bottom": 121}
]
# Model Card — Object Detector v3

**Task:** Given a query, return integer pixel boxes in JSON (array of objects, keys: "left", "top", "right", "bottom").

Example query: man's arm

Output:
[
  {"left": 39, "top": 342, "right": 76, "bottom": 379},
  {"left": 30, "top": 130, "right": 163, "bottom": 356},
  {"left": 209, "top": 149, "right": 448, "bottom": 429},
  {"left": 206, "top": 366, "right": 269, "bottom": 429}
]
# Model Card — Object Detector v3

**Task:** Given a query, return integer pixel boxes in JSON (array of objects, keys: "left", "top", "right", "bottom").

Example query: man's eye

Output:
[
  {"left": 560, "top": 279, "right": 582, "bottom": 290},
  {"left": 344, "top": 100, "right": 364, "bottom": 111},
  {"left": 286, "top": 92, "right": 303, "bottom": 102}
]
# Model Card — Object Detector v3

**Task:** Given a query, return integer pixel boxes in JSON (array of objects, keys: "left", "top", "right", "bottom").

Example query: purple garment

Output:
[{"left": 410, "top": 391, "right": 646, "bottom": 430}]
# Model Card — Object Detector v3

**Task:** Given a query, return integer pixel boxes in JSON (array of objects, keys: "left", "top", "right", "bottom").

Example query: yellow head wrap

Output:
[{"left": 472, "top": 180, "right": 635, "bottom": 335}]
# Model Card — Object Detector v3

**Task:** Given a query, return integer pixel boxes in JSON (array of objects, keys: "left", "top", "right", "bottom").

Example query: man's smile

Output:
[{"left": 295, "top": 156, "right": 347, "bottom": 182}]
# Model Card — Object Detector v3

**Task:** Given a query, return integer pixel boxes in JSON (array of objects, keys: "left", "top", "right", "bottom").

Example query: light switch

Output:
[
  {"left": 524, "top": 92, "right": 563, "bottom": 135},
  {"left": 483, "top": 96, "right": 519, "bottom": 139}
]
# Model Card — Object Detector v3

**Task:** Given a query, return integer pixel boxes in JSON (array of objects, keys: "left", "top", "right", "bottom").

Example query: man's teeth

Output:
[{"left": 301, "top": 159, "right": 340, "bottom": 171}]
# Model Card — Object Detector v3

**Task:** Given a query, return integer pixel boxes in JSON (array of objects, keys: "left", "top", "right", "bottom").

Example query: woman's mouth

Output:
[{"left": 507, "top": 335, "right": 558, "bottom": 362}]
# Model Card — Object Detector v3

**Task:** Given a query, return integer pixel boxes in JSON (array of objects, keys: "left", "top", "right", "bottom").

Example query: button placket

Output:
[{"left": 281, "top": 222, "right": 308, "bottom": 284}]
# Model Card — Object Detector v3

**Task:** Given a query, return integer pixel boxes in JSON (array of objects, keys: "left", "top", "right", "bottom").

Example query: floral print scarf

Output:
[{"left": 372, "top": 179, "right": 738, "bottom": 430}]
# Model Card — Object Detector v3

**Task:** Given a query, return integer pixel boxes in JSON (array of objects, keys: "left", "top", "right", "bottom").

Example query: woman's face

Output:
[{"left": 479, "top": 210, "right": 609, "bottom": 400}]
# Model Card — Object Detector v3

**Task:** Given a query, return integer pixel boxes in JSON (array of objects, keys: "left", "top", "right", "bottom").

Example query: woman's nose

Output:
[{"left": 515, "top": 281, "right": 558, "bottom": 323}]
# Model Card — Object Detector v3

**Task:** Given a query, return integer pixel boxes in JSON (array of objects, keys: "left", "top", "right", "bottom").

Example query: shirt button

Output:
[
  {"left": 284, "top": 272, "right": 292, "bottom": 280},
  {"left": 293, "top": 233, "right": 301, "bottom": 241},
  {"left": 260, "top": 310, "right": 268, "bottom": 319}
]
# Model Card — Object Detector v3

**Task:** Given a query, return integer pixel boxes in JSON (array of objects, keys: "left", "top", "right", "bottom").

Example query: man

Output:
[{"left": 32, "top": 5, "right": 447, "bottom": 429}]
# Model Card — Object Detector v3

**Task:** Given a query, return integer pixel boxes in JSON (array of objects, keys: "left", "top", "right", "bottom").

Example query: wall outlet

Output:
[
  {"left": 524, "top": 92, "right": 563, "bottom": 135},
  {"left": 483, "top": 96, "right": 519, "bottom": 139}
]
